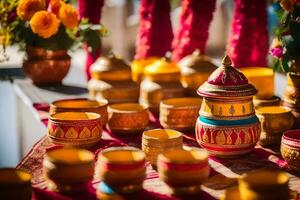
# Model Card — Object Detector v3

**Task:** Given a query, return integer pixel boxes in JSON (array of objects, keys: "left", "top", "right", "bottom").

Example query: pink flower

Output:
[{"left": 270, "top": 47, "right": 284, "bottom": 58}]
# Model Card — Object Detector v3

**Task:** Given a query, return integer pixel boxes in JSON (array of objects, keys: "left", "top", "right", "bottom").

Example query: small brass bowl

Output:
[
  {"left": 256, "top": 106, "right": 294, "bottom": 146},
  {"left": 157, "top": 147, "right": 209, "bottom": 196},
  {"left": 107, "top": 103, "right": 149, "bottom": 134},
  {"left": 97, "top": 146, "right": 146, "bottom": 194},
  {"left": 142, "top": 129, "right": 183, "bottom": 166},
  {"left": 160, "top": 97, "right": 202, "bottom": 131},
  {"left": 48, "top": 112, "right": 102, "bottom": 148},
  {"left": 50, "top": 98, "right": 108, "bottom": 127},
  {"left": 253, "top": 96, "right": 281, "bottom": 109},
  {"left": 43, "top": 148, "right": 95, "bottom": 193},
  {"left": 281, "top": 129, "right": 300, "bottom": 171},
  {"left": 238, "top": 170, "right": 289, "bottom": 200},
  {"left": 0, "top": 168, "right": 32, "bottom": 200}
]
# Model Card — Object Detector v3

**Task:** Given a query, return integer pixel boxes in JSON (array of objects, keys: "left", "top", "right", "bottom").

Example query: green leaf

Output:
[
  {"left": 273, "top": 59, "right": 280, "bottom": 71},
  {"left": 281, "top": 56, "right": 290, "bottom": 72}
]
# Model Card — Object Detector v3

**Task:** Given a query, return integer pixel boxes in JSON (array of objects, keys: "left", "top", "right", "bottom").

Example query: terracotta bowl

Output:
[
  {"left": 253, "top": 96, "right": 281, "bottom": 109},
  {"left": 43, "top": 148, "right": 95, "bottom": 193},
  {"left": 0, "top": 168, "right": 32, "bottom": 200},
  {"left": 97, "top": 147, "right": 146, "bottom": 194},
  {"left": 160, "top": 97, "right": 202, "bottom": 131},
  {"left": 50, "top": 98, "right": 108, "bottom": 127},
  {"left": 281, "top": 129, "right": 300, "bottom": 171},
  {"left": 238, "top": 170, "right": 289, "bottom": 200},
  {"left": 157, "top": 147, "right": 209, "bottom": 195},
  {"left": 256, "top": 106, "right": 294, "bottom": 146},
  {"left": 142, "top": 129, "right": 183, "bottom": 166},
  {"left": 48, "top": 112, "right": 102, "bottom": 148},
  {"left": 107, "top": 103, "right": 149, "bottom": 134}
]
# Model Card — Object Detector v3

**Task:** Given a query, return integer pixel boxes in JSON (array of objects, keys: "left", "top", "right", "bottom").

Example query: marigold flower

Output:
[
  {"left": 17, "top": 0, "right": 46, "bottom": 20},
  {"left": 279, "top": 0, "right": 294, "bottom": 12},
  {"left": 30, "top": 11, "right": 60, "bottom": 38},
  {"left": 48, "top": 0, "right": 64, "bottom": 16},
  {"left": 58, "top": 4, "right": 79, "bottom": 29}
]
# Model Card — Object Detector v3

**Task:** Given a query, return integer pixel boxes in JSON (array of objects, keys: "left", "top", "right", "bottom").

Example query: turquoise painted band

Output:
[
  {"left": 199, "top": 115, "right": 258, "bottom": 126},
  {"left": 97, "top": 181, "right": 116, "bottom": 194}
]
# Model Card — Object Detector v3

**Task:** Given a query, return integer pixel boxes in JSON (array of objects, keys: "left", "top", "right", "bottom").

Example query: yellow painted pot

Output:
[
  {"left": 48, "top": 112, "right": 102, "bottom": 148},
  {"left": 281, "top": 129, "right": 300, "bottom": 171},
  {"left": 43, "top": 148, "right": 95, "bottom": 193},
  {"left": 0, "top": 168, "right": 32, "bottom": 200},
  {"left": 131, "top": 57, "right": 158, "bottom": 83},
  {"left": 256, "top": 106, "right": 294, "bottom": 146},
  {"left": 142, "top": 129, "right": 183, "bottom": 166},
  {"left": 240, "top": 67, "right": 274, "bottom": 99},
  {"left": 107, "top": 103, "right": 149, "bottom": 134},
  {"left": 238, "top": 170, "right": 289, "bottom": 200},
  {"left": 160, "top": 97, "right": 202, "bottom": 131},
  {"left": 157, "top": 148, "right": 209, "bottom": 195},
  {"left": 97, "top": 147, "right": 146, "bottom": 194},
  {"left": 50, "top": 98, "right": 108, "bottom": 127}
]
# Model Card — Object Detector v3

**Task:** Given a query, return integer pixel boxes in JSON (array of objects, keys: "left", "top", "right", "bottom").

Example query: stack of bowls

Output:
[
  {"left": 160, "top": 97, "right": 202, "bottom": 131},
  {"left": 50, "top": 98, "right": 108, "bottom": 127},
  {"left": 96, "top": 147, "right": 146, "bottom": 194},
  {"left": 43, "top": 148, "right": 95, "bottom": 194},
  {"left": 281, "top": 129, "right": 300, "bottom": 171},
  {"left": 0, "top": 168, "right": 32, "bottom": 200},
  {"left": 48, "top": 112, "right": 102, "bottom": 148},
  {"left": 107, "top": 103, "right": 149, "bottom": 134},
  {"left": 256, "top": 106, "right": 294, "bottom": 146},
  {"left": 157, "top": 148, "right": 210, "bottom": 195},
  {"left": 238, "top": 170, "right": 289, "bottom": 200},
  {"left": 142, "top": 129, "right": 183, "bottom": 167}
]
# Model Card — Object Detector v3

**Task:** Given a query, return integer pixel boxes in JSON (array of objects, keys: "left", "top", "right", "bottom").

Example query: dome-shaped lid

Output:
[
  {"left": 91, "top": 52, "right": 131, "bottom": 73},
  {"left": 178, "top": 50, "right": 217, "bottom": 73},
  {"left": 197, "top": 55, "right": 257, "bottom": 98}
]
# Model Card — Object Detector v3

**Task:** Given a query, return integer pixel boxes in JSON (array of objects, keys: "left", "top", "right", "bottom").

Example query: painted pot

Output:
[
  {"left": 88, "top": 52, "right": 139, "bottom": 103},
  {"left": 43, "top": 148, "right": 95, "bottom": 194},
  {"left": 160, "top": 97, "right": 202, "bottom": 131},
  {"left": 256, "top": 106, "right": 294, "bottom": 146},
  {"left": 50, "top": 98, "right": 108, "bottom": 127},
  {"left": 281, "top": 129, "right": 300, "bottom": 171},
  {"left": 107, "top": 103, "right": 149, "bottom": 134},
  {"left": 195, "top": 55, "right": 260, "bottom": 157},
  {"left": 142, "top": 129, "right": 183, "bottom": 166},
  {"left": 97, "top": 147, "right": 146, "bottom": 194},
  {"left": 157, "top": 148, "right": 209, "bottom": 195},
  {"left": 0, "top": 168, "right": 32, "bottom": 200},
  {"left": 238, "top": 170, "right": 289, "bottom": 200},
  {"left": 48, "top": 112, "right": 102, "bottom": 148}
]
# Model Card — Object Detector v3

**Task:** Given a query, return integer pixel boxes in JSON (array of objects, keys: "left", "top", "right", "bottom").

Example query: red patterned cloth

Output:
[
  {"left": 18, "top": 103, "right": 300, "bottom": 200},
  {"left": 135, "top": 0, "right": 174, "bottom": 60},
  {"left": 172, "top": 0, "right": 216, "bottom": 61},
  {"left": 227, "top": 0, "right": 269, "bottom": 68}
]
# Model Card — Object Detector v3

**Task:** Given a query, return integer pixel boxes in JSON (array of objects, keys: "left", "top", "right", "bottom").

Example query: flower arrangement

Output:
[
  {"left": 0, "top": 0, "right": 108, "bottom": 61},
  {"left": 270, "top": 0, "right": 300, "bottom": 72}
]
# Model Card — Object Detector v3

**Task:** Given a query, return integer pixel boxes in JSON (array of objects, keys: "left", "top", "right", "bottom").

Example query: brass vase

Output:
[{"left": 22, "top": 47, "right": 71, "bottom": 85}]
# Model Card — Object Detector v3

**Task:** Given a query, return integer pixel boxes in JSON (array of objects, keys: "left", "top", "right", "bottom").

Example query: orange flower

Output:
[
  {"left": 30, "top": 11, "right": 60, "bottom": 38},
  {"left": 48, "top": 0, "right": 64, "bottom": 16},
  {"left": 279, "top": 0, "right": 294, "bottom": 11},
  {"left": 58, "top": 4, "right": 79, "bottom": 29},
  {"left": 17, "top": 0, "right": 46, "bottom": 20}
]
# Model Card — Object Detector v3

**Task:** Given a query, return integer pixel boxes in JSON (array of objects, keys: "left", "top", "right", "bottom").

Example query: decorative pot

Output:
[
  {"left": 131, "top": 57, "right": 158, "bottom": 83},
  {"left": 195, "top": 55, "right": 261, "bottom": 157},
  {"left": 140, "top": 57, "right": 185, "bottom": 114},
  {"left": 256, "top": 106, "right": 294, "bottom": 146},
  {"left": 43, "top": 148, "right": 95, "bottom": 194},
  {"left": 88, "top": 52, "right": 139, "bottom": 104},
  {"left": 283, "top": 72, "right": 300, "bottom": 128},
  {"left": 178, "top": 50, "right": 217, "bottom": 96},
  {"left": 281, "top": 129, "right": 300, "bottom": 171},
  {"left": 22, "top": 47, "right": 70, "bottom": 85}
]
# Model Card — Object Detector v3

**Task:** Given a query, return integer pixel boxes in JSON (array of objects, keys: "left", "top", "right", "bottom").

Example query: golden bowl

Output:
[
  {"left": 157, "top": 147, "right": 209, "bottom": 195},
  {"left": 43, "top": 148, "right": 95, "bottom": 193},
  {"left": 107, "top": 103, "right": 149, "bottom": 134},
  {"left": 221, "top": 187, "right": 241, "bottom": 200},
  {"left": 253, "top": 96, "right": 281, "bottom": 109},
  {"left": 160, "top": 97, "right": 202, "bottom": 131},
  {"left": 281, "top": 129, "right": 300, "bottom": 171},
  {"left": 0, "top": 168, "right": 32, "bottom": 200},
  {"left": 48, "top": 112, "right": 102, "bottom": 148},
  {"left": 142, "top": 129, "right": 183, "bottom": 166},
  {"left": 131, "top": 57, "right": 158, "bottom": 83},
  {"left": 256, "top": 106, "right": 294, "bottom": 146},
  {"left": 50, "top": 98, "right": 108, "bottom": 127},
  {"left": 97, "top": 146, "right": 146, "bottom": 194},
  {"left": 238, "top": 170, "right": 289, "bottom": 200}
]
